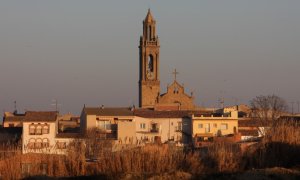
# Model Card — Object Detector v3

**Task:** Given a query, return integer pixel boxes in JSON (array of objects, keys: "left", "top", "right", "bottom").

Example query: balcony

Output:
[
  {"left": 95, "top": 124, "right": 117, "bottom": 140},
  {"left": 150, "top": 128, "right": 159, "bottom": 133},
  {"left": 174, "top": 126, "right": 182, "bottom": 132}
]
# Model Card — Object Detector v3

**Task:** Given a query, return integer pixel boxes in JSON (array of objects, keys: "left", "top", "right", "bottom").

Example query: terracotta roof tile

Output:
[
  {"left": 23, "top": 111, "right": 57, "bottom": 122},
  {"left": 83, "top": 107, "right": 134, "bottom": 116},
  {"left": 238, "top": 119, "right": 271, "bottom": 127},
  {"left": 56, "top": 133, "right": 82, "bottom": 139},
  {"left": 4, "top": 115, "right": 25, "bottom": 122},
  {"left": 133, "top": 109, "right": 208, "bottom": 118},
  {"left": 239, "top": 129, "right": 259, "bottom": 136}
]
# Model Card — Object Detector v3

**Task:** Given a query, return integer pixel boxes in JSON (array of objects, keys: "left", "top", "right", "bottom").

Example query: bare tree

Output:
[
  {"left": 250, "top": 95, "right": 288, "bottom": 136},
  {"left": 250, "top": 95, "right": 287, "bottom": 121},
  {"left": 84, "top": 128, "right": 114, "bottom": 160}
]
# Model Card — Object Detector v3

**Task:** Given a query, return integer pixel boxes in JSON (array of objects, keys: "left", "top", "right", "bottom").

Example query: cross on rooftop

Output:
[{"left": 172, "top": 69, "right": 179, "bottom": 81}]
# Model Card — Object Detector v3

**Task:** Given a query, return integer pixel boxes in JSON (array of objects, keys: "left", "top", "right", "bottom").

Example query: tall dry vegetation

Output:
[
  {"left": 0, "top": 121, "right": 299, "bottom": 179},
  {"left": 245, "top": 120, "right": 300, "bottom": 168}
]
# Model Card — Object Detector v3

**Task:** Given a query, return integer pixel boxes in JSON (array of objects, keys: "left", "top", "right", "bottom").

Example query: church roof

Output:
[
  {"left": 83, "top": 107, "right": 134, "bottom": 116},
  {"left": 144, "top": 9, "right": 155, "bottom": 23}
]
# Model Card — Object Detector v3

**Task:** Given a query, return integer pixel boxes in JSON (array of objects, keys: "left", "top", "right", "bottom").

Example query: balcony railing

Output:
[
  {"left": 174, "top": 126, "right": 182, "bottom": 132},
  {"left": 150, "top": 128, "right": 159, "bottom": 133},
  {"left": 95, "top": 131, "right": 117, "bottom": 140}
]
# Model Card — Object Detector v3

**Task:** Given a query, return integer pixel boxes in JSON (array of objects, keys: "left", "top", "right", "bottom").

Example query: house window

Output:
[
  {"left": 97, "top": 120, "right": 111, "bottom": 130},
  {"left": 27, "top": 138, "right": 35, "bottom": 149},
  {"left": 213, "top": 123, "right": 217, "bottom": 128},
  {"left": 177, "top": 122, "right": 182, "bottom": 131},
  {"left": 140, "top": 123, "right": 146, "bottom": 129},
  {"left": 29, "top": 124, "right": 35, "bottom": 135},
  {"left": 205, "top": 123, "right": 210, "bottom": 133},
  {"left": 42, "top": 138, "right": 49, "bottom": 148},
  {"left": 151, "top": 123, "right": 158, "bottom": 132},
  {"left": 220, "top": 123, "right": 228, "bottom": 130},
  {"left": 36, "top": 125, "right": 42, "bottom": 135},
  {"left": 35, "top": 139, "right": 42, "bottom": 149},
  {"left": 9, "top": 123, "right": 14, "bottom": 127},
  {"left": 42, "top": 124, "right": 49, "bottom": 134},
  {"left": 198, "top": 124, "right": 203, "bottom": 128},
  {"left": 57, "top": 142, "right": 67, "bottom": 149}
]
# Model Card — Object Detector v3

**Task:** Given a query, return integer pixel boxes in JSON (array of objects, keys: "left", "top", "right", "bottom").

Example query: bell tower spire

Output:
[
  {"left": 139, "top": 9, "right": 160, "bottom": 108},
  {"left": 143, "top": 9, "right": 157, "bottom": 41}
]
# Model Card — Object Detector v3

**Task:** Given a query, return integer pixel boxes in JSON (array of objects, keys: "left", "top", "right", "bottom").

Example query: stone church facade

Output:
[{"left": 139, "top": 10, "right": 195, "bottom": 110}]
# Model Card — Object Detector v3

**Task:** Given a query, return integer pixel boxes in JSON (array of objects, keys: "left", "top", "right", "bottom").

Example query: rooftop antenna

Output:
[
  {"left": 218, "top": 97, "right": 224, "bottom": 109},
  {"left": 290, "top": 101, "right": 294, "bottom": 115},
  {"left": 218, "top": 90, "right": 225, "bottom": 108},
  {"left": 51, "top": 99, "right": 61, "bottom": 112},
  {"left": 14, "top": 100, "right": 17, "bottom": 114}
]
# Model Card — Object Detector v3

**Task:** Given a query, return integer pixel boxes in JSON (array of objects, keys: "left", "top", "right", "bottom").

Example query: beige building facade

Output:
[
  {"left": 22, "top": 111, "right": 78, "bottom": 154},
  {"left": 80, "top": 107, "right": 194, "bottom": 146},
  {"left": 2, "top": 111, "right": 25, "bottom": 127},
  {"left": 133, "top": 110, "right": 192, "bottom": 145},
  {"left": 80, "top": 107, "right": 135, "bottom": 144},
  {"left": 192, "top": 110, "right": 239, "bottom": 146}
]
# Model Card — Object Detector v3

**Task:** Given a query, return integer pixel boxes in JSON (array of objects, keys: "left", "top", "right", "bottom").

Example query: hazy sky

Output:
[{"left": 1, "top": 1, "right": 300, "bottom": 117}]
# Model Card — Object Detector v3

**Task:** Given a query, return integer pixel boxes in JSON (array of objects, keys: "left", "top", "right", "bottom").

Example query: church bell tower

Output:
[{"left": 139, "top": 9, "right": 160, "bottom": 108}]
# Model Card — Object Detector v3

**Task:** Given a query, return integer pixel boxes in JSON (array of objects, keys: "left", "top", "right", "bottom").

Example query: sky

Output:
[{"left": 1, "top": 1, "right": 300, "bottom": 117}]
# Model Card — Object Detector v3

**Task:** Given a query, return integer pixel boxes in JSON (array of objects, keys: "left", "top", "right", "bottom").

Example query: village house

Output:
[
  {"left": 57, "top": 113, "right": 80, "bottom": 133},
  {"left": 191, "top": 110, "right": 239, "bottom": 147},
  {"left": 133, "top": 109, "right": 192, "bottom": 145},
  {"left": 2, "top": 111, "right": 25, "bottom": 128},
  {"left": 80, "top": 106, "right": 136, "bottom": 145},
  {"left": 80, "top": 106, "right": 195, "bottom": 146},
  {"left": 22, "top": 111, "right": 79, "bottom": 154}
]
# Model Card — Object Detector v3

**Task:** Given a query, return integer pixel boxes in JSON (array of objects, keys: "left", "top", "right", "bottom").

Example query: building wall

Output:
[
  {"left": 117, "top": 121, "right": 136, "bottom": 144},
  {"left": 53, "top": 137, "right": 76, "bottom": 154},
  {"left": 22, "top": 121, "right": 56, "bottom": 154},
  {"left": 22, "top": 121, "right": 77, "bottom": 154},
  {"left": 158, "top": 82, "right": 194, "bottom": 110},
  {"left": 192, "top": 119, "right": 238, "bottom": 137},
  {"left": 134, "top": 116, "right": 190, "bottom": 145},
  {"left": 86, "top": 115, "right": 97, "bottom": 129},
  {"left": 3, "top": 121, "right": 22, "bottom": 127},
  {"left": 140, "top": 81, "right": 160, "bottom": 108},
  {"left": 192, "top": 111, "right": 238, "bottom": 138}
]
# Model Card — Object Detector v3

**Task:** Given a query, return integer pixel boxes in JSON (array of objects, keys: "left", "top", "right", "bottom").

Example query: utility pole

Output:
[{"left": 297, "top": 101, "right": 300, "bottom": 114}]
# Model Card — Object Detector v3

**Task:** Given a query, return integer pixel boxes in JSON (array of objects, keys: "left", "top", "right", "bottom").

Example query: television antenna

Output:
[{"left": 51, "top": 99, "right": 61, "bottom": 112}]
